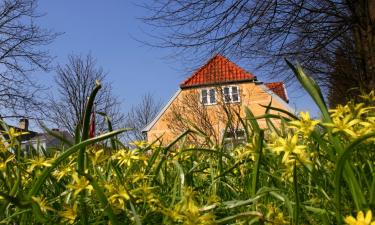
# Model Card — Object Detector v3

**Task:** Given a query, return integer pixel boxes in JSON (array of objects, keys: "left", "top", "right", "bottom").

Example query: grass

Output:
[{"left": 0, "top": 63, "right": 374, "bottom": 224}]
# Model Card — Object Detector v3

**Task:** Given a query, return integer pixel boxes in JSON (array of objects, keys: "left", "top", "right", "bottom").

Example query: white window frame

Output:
[
  {"left": 222, "top": 128, "right": 247, "bottom": 145},
  {"left": 200, "top": 88, "right": 217, "bottom": 105},
  {"left": 222, "top": 85, "right": 240, "bottom": 103}
]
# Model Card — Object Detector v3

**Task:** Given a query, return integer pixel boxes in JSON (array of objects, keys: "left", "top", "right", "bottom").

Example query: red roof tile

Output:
[
  {"left": 180, "top": 55, "right": 255, "bottom": 88},
  {"left": 265, "top": 82, "right": 289, "bottom": 102}
]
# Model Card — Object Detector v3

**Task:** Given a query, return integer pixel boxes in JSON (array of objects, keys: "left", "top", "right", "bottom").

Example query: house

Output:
[
  {"left": 0, "top": 118, "right": 39, "bottom": 142},
  {"left": 0, "top": 118, "right": 72, "bottom": 153},
  {"left": 142, "top": 55, "right": 293, "bottom": 144}
]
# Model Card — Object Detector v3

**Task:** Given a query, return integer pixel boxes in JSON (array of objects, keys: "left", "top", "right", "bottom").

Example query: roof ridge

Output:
[
  {"left": 180, "top": 54, "right": 255, "bottom": 88},
  {"left": 180, "top": 54, "right": 223, "bottom": 86}
]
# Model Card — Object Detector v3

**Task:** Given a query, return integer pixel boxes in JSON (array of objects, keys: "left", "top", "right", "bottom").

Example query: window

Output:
[
  {"left": 223, "top": 128, "right": 246, "bottom": 147},
  {"left": 201, "top": 88, "right": 216, "bottom": 105},
  {"left": 224, "top": 129, "right": 246, "bottom": 141},
  {"left": 223, "top": 86, "right": 240, "bottom": 103}
]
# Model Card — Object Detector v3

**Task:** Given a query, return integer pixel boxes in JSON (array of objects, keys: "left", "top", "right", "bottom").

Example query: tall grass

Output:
[{"left": 0, "top": 65, "right": 374, "bottom": 224}]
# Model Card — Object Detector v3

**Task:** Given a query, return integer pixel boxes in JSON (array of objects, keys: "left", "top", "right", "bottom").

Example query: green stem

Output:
[
  {"left": 251, "top": 131, "right": 264, "bottom": 198},
  {"left": 27, "top": 129, "right": 127, "bottom": 197},
  {"left": 293, "top": 163, "right": 300, "bottom": 225}
]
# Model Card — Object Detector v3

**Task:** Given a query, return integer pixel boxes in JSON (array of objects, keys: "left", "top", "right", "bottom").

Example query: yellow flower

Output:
[
  {"left": 58, "top": 204, "right": 78, "bottom": 224},
  {"left": 113, "top": 149, "right": 146, "bottom": 167},
  {"left": 360, "top": 91, "right": 375, "bottom": 103},
  {"left": 344, "top": 210, "right": 375, "bottom": 225},
  {"left": 28, "top": 157, "right": 52, "bottom": 172},
  {"left": 0, "top": 154, "right": 15, "bottom": 171},
  {"left": 289, "top": 111, "right": 320, "bottom": 136},
  {"left": 88, "top": 148, "right": 108, "bottom": 166},
  {"left": 31, "top": 196, "right": 53, "bottom": 213},
  {"left": 167, "top": 188, "right": 216, "bottom": 225},
  {"left": 268, "top": 134, "right": 308, "bottom": 165},
  {"left": 233, "top": 142, "right": 256, "bottom": 161},
  {"left": 129, "top": 140, "right": 148, "bottom": 148},
  {"left": 108, "top": 185, "right": 131, "bottom": 210},
  {"left": 324, "top": 114, "right": 360, "bottom": 138},
  {"left": 2, "top": 128, "right": 28, "bottom": 147},
  {"left": 131, "top": 172, "right": 151, "bottom": 183},
  {"left": 53, "top": 166, "right": 73, "bottom": 181},
  {"left": 66, "top": 173, "right": 93, "bottom": 198}
]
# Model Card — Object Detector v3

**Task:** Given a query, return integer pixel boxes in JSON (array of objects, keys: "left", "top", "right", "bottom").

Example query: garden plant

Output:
[{"left": 0, "top": 63, "right": 374, "bottom": 224}]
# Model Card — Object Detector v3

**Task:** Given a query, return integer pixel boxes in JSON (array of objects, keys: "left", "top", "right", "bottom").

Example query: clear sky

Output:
[{"left": 35, "top": 0, "right": 320, "bottom": 120}]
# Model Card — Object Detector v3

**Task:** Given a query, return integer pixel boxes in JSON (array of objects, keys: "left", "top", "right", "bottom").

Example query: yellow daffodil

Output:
[{"left": 344, "top": 210, "right": 375, "bottom": 225}]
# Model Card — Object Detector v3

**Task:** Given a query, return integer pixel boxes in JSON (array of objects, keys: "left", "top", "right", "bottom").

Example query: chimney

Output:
[{"left": 19, "top": 118, "right": 29, "bottom": 131}]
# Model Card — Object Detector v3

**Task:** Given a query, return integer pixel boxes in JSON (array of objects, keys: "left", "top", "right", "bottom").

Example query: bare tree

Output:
[
  {"left": 143, "top": 0, "right": 375, "bottom": 103},
  {"left": 47, "top": 54, "right": 125, "bottom": 135},
  {"left": 165, "top": 88, "right": 243, "bottom": 146},
  {"left": 0, "top": 0, "right": 58, "bottom": 118},
  {"left": 125, "top": 93, "right": 162, "bottom": 142}
]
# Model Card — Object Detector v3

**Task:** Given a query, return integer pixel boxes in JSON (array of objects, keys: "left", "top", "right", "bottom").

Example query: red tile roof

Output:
[
  {"left": 265, "top": 82, "right": 289, "bottom": 102},
  {"left": 180, "top": 55, "right": 255, "bottom": 88}
]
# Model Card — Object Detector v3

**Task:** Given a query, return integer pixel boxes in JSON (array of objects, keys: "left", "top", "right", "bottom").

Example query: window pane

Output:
[
  {"left": 232, "top": 86, "right": 238, "bottom": 94},
  {"left": 202, "top": 96, "right": 208, "bottom": 104},
  {"left": 224, "top": 130, "right": 235, "bottom": 139},
  {"left": 209, "top": 89, "right": 216, "bottom": 103},
  {"left": 201, "top": 90, "right": 208, "bottom": 104},
  {"left": 223, "top": 87, "right": 230, "bottom": 102},
  {"left": 232, "top": 93, "right": 239, "bottom": 102},
  {"left": 236, "top": 130, "right": 245, "bottom": 139}
]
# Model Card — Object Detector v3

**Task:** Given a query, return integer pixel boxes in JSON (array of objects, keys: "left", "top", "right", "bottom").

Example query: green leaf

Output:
[{"left": 27, "top": 129, "right": 128, "bottom": 197}]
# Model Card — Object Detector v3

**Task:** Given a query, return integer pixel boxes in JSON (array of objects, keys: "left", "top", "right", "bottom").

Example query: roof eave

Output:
[
  {"left": 142, "top": 90, "right": 181, "bottom": 133},
  {"left": 180, "top": 78, "right": 256, "bottom": 89}
]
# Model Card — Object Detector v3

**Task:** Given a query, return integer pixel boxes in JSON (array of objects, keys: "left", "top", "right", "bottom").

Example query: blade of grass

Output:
[
  {"left": 153, "top": 130, "right": 190, "bottom": 176},
  {"left": 251, "top": 131, "right": 264, "bottom": 200},
  {"left": 83, "top": 173, "right": 120, "bottom": 225},
  {"left": 334, "top": 132, "right": 375, "bottom": 224},
  {"left": 216, "top": 211, "right": 263, "bottom": 224},
  {"left": 28, "top": 129, "right": 128, "bottom": 197}
]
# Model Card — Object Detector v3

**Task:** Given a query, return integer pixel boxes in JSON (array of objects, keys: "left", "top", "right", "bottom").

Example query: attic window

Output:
[
  {"left": 201, "top": 88, "right": 216, "bottom": 105},
  {"left": 223, "top": 86, "right": 240, "bottom": 103}
]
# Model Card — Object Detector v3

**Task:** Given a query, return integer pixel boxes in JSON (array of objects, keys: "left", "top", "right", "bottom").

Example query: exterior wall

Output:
[{"left": 146, "top": 81, "right": 293, "bottom": 144}]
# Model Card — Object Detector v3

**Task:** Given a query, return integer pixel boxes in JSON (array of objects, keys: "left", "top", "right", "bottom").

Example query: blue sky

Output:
[{"left": 35, "top": 0, "right": 320, "bottom": 119}]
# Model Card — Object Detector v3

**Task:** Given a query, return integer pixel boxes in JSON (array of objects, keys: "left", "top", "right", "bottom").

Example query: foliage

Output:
[{"left": 0, "top": 65, "right": 374, "bottom": 224}]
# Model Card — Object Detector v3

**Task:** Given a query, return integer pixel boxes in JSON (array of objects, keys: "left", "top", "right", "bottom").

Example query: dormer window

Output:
[
  {"left": 223, "top": 86, "right": 240, "bottom": 103},
  {"left": 201, "top": 88, "right": 216, "bottom": 105}
]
